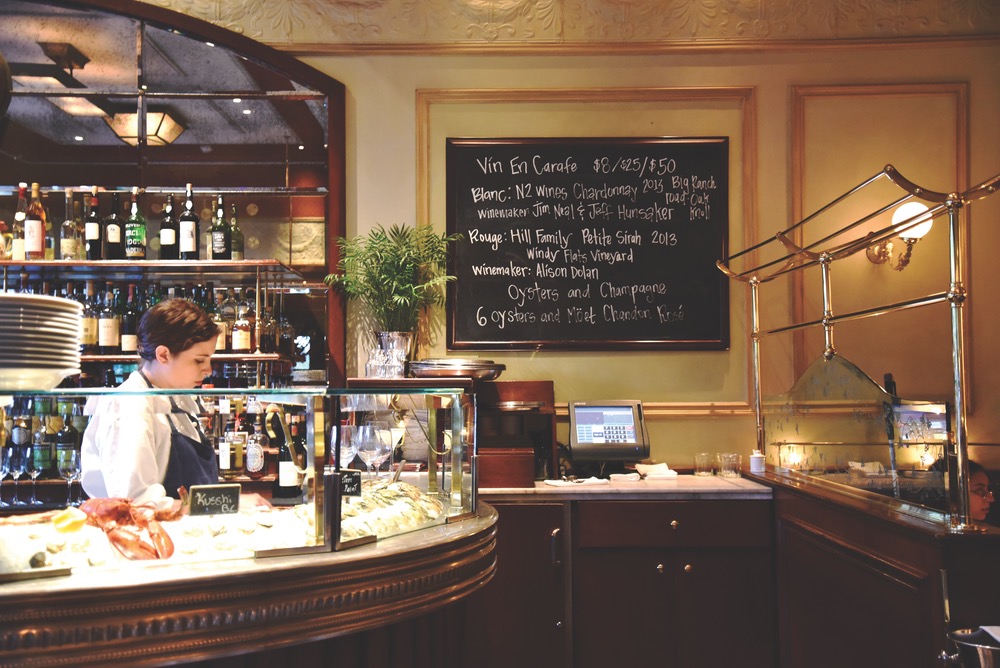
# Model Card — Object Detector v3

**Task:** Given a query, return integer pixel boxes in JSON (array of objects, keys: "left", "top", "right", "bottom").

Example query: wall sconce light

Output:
[
  {"left": 866, "top": 201, "right": 933, "bottom": 271},
  {"left": 104, "top": 110, "right": 185, "bottom": 146}
]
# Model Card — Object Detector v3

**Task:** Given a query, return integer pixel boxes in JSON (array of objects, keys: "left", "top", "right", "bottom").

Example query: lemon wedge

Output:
[{"left": 52, "top": 507, "right": 88, "bottom": 533}]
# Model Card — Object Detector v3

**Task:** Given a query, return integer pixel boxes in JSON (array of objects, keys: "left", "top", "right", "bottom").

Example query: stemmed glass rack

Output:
[{"left": 717, "top": 164, "right": 1000, "bottom": 532}]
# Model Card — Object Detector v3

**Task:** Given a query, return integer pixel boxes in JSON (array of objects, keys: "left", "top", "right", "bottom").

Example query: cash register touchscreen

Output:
[{"left": 568, "top": 400, "right": 650, "bottom": 462}]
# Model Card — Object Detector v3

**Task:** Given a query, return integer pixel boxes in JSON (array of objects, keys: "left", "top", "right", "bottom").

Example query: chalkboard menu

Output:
[{"left": 446, "top": 137, "right": 730, "bottom": 350}]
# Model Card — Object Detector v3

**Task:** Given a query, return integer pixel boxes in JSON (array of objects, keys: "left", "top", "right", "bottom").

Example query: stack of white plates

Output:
[{"left": 0, "top": 293, "right": 82, "bottom": 391}]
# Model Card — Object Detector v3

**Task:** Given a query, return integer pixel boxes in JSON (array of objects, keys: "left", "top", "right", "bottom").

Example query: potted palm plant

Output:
[{"left": 325, "top": 223, "right": 462, "bottom": 369}]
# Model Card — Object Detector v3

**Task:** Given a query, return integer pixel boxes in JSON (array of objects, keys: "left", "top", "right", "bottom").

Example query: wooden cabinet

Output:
[
  {"left": 572, "top": 500, "right": 775, "bottom": 668},
  {"left": 769, "top": 478, "right": 1000, "bottom": 668},
  {"left": 465, "top": 501, "right": 570, "bottom": 668}
]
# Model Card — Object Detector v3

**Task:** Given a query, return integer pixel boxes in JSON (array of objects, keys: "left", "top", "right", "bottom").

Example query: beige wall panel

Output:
[{"left": 792, "top": 85, "right": 965, "bottom": 410}]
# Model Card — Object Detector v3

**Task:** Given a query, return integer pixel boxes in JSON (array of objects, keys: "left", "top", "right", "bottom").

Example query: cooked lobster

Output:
[{"left": 80, "top": 497, "right": 184, "bottom": 560}]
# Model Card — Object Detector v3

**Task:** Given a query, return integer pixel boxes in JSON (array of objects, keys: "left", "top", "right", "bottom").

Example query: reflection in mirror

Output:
[{"left": 763, "top": 354, "right": 951, "bottom": 520}]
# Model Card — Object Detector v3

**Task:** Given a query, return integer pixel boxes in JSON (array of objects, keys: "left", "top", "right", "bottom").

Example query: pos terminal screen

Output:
[{"left": 573, "top": 405, "right": 638, "bottom": 444}]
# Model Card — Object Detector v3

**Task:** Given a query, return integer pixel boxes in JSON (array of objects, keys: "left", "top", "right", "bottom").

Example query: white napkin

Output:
[
  {"left": 610, "top": 472, "right": 641, "bottom": 482},
  {"left": 635, "top": 463, "right": 678, "bottom": 478},
  {"left": 543, "top": 477, "right": 611, "bottom": 487}
]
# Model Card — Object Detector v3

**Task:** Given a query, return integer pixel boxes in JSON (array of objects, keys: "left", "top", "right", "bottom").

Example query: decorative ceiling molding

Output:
[{"left": 142, "top": 0, "right": 1000, "bottom": 54}]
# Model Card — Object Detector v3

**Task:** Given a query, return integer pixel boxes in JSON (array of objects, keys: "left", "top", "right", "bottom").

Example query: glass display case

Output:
[
  {"left": 0, "top": 385, "right": 476, "bottom": 582},
  {"left": 762, "top": 354, "right": 950, "bottom": 521}
]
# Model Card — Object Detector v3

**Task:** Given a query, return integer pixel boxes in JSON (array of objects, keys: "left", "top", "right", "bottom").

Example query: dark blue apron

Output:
[{"left": 139, "top": 371, "right": 219, "bottom": 498}]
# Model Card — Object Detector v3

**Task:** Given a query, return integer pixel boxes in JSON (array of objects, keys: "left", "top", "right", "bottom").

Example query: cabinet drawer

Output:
[{"left": 575, "top": 501, "right": 771, "bottom": 548}]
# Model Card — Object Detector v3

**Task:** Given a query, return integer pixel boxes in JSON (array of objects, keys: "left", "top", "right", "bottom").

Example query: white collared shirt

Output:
[{"left": 80, "top": 370, "right": 203, "bottom": 506}]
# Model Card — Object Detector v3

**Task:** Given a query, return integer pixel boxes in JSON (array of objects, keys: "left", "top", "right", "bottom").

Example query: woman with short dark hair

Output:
[{"left": 81, "top": 299, "right": 220, "bottom": 505}]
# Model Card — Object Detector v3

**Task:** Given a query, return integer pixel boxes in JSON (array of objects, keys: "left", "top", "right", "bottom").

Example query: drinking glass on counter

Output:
[
  {"left": 718, "top": 452, "right": 742, "bottom": 478},
  {"left": 694, "top": 452, "right": 714, "bottom": 476}
]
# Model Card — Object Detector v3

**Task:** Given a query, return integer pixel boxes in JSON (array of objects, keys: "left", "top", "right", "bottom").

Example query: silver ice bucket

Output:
[{"left": 942, "top": 629, "right": 1000, "bottom": 667}]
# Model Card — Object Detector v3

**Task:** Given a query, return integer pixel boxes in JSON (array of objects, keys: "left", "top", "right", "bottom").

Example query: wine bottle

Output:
[
  {"left": 258, "top": 287, "right": 277, "bottom": 353},
  {"left": 244, "top": 415, "right": 267, "bottom": 480},
  {"left": 290, "top": 413, "right": 308, "bottom": 468},
  {"left": 54, "top": 402, "right": 80, "bottom": 473},
  {"left": 60, "top": 188, "right": 80, "bottom": 260},
  {"left": 74, "top": 197, "right": 84, "bottom": 247},
  {"left": 159, "top": 194, "right": 178, "bottom": 260},
  {"left": 178, "top": 183, "right": 199, "bottom": 260},
  {"left": 26, "top": 398, "right": 51, "bottom": 477},
  {"left": 124, "top": 187, "right": 147, "bottom": 260},
  {"left": 211, "top": 288, "right": 229, "bottom": 352},
  {"left": 43, "top": 189, "right": 56, "bottom": 260},
  {"left": 218, "top": 403, "right": 239, "bottom": 480},
  {"left": 24, "top": 182, "right": 47, "bottom": 261},
  {"left": 80, "top": 280, "right": 99, "bottom": 354},
  {"left": 238, "top": 287, "right": 257, "bottom": 351},
  {"left": 229, "top": 203, "right": 245, "bottom": 261},
  {"left": 84, "top": 187, "right": 103, "bottom": 260},
  {"left": 102, "top": 191, "right": 125, "bottom": 260},
  {"left": 221, "top": 287, "right": 238, "bottom": 334},
  {"left": 145, "top": 280, "right": 163, "bottom": 310},
  {"left": 210, "top": 194, "right": 231, "bottom": 260},
  {"left": 98, "top": 282, "right": 121, "bottom": 354},
  {"left": 120, "top": 283, "right": 140, "bottom": 354},
  {"left": 231, "top": 306, "right": 252, "bottom": 353},
  {"left": 273, "top": 414, "right": 301, "bottom": 499},
  {"left": 9, "top": 182, "right": 27, "bottom": 261}
]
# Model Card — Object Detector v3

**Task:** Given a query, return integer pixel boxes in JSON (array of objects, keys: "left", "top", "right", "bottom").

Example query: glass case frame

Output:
[{"left": 0, "top": 384, "right": 476, "bottom": 584}]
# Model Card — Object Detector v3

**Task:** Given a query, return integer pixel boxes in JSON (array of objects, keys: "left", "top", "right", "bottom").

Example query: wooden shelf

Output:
[{"left": 0, "top": 259, "right": 320, "bottom": 286}]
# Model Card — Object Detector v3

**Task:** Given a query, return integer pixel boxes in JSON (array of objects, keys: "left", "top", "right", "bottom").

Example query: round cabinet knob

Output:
[
  {"left": 683, "top": 564, "right": 693, "bottom": 573},
  {"left": 656, "top": 563, "right": 665, "bottom": 573},
  {"left": 670, "top": 520, "right": 679, "bottom": 530},
  {"left": 555, "top": 621, "right": 563, "bottom": 629}
]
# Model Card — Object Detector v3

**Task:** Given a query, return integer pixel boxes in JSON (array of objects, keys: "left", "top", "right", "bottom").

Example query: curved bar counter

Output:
[{"left": 0, "top": 505, "right": 498, "bottom": 668}]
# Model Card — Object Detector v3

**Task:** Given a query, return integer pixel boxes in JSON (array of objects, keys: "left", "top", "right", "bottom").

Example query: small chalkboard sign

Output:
[
  {"left": 188, "top": 483, "right": 241, "bottom": 516},
  {"left": 447, "top": 137, "right": 730, "bottom": 350},
  {"left": 340, "top": 470, "right": 362, "bottom": 497}
]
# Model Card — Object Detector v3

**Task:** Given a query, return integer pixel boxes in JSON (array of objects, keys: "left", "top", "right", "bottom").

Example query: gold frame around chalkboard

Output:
[{"left": 445, "top": 136, "right": 730, "bottom": 351}]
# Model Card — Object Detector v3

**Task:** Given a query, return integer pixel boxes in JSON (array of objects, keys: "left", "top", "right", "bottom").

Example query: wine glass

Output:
[
  {"left": 337, "top": 425, "right": 359, "bottom": 470},
  {"left": 370, "top": 421, "right": 392, "bottom": 479},
  {"left": 57, "top": 449, "right": 81, "bottom": 507},
  {"left": 0, "top": 447, "right": 10, "bottom": 508},
  {"left": 9, "top": 445, "right": 26, "bottom": 506},
  {"left": 355, "top": 425, "right": 381, "bottom": 481},
  {"left": 24, "top": 445, "right": 43, "bottom": 505}
]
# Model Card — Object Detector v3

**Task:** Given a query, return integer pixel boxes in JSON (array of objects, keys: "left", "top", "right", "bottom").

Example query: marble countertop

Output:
[{"left": 478, "top": 474, "right": 772, "bottom": 501}]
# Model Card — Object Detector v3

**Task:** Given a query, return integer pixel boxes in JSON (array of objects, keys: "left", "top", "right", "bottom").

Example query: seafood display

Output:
[
  {"left": 80, "top": 497, "right": 184, "bottom": 560},
  {"left": 340, "top": 480, "right": 445, "bottom": 541},
  {"left": 0, "top": 479, "right": 450, "bottom": 578},
  {"left": 0, "top": 501, "right": 315, "bottom": 577}
]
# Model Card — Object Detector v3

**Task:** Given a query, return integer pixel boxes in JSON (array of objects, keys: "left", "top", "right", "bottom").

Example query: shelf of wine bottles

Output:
[
  {"left": 7, "top": 278, "right": 296, "bottom": 354},
  {"left": 0, "top": 259, "right": 315, "bottom": 286},
  {"left": 0, "top": 182, "right": 332, "bottom": 277}
]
